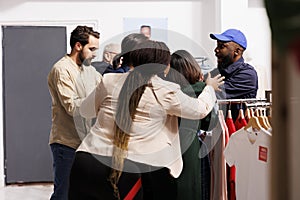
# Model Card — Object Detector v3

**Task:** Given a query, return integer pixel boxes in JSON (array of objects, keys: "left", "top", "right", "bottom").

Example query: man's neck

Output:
[{"left": 68, "top": 52, "right": 82, "bottom": 66}]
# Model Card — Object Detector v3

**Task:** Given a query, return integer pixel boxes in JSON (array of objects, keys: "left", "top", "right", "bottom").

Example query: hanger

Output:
[
  {"left": 257, "top": 116, "right": 269, "bottom": 129},
  {"left": 267, "top": 108, "right": 272, "bottom": 127},
  {"left": 250, "top": 108, "right": 255, "bottom": 118},
  {"left": 238, "top": 102, "right": 245, "bottom": 119},
  {"left": 245, "top": 108, "right": 251, "bottom": 118},
  {"left": 252, "top": 106, "right": 268, "bottom": 130},
  {"left": 227, "top": 109, "right": 232, "bottom": 119},
  {"left": 227, "top": 102, "right": 232, "bottom": 119},
  {"left": 244, "top": 116, "right": 262, "bottom": 131},
  {"left": 235, "top": 103, "right": 246, "bottom": 127},
  {"left": 261, "top": 108, "right": 271, "bottom": 129},
  {"left": 245, "top": 107, "right": 252, "bottom": 123},
  {"left": 245, "top": 103, "right": 263, "bottom": 131},
  {"left": 236, "top": 108, "right": 245, "bottom": 120},
  {"left": 256, "top": 107, "right": 270, "bottom": 129},
  {"left": 254, "top": 108, "right": 260, "bottom": 117}
]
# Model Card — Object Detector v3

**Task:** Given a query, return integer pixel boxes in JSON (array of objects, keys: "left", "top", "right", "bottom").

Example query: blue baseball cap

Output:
[{"left": 210, "top": 29, "right": 247, "bottom": 49}]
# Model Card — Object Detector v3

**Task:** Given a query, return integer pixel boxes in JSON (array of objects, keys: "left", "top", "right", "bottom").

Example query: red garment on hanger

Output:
[
  {"left": 225, "top": 118, "right": 236, "bottom": 137},
  {"left": 235, "top": 117, "right": 248, "bottom": 130}
]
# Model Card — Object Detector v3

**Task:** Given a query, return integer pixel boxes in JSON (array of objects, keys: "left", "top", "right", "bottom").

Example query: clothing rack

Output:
[
  {"left": 194, "top": 56, "right": 213, "bottom": 75},
  {"left": 217, "top": 98, "right": 272, "bottom": 111},
  {"left": 217, "top": 90, "right": 272, "bottom": 113},
  {"left": 217, "top": 98, "right": 267, "bottom": 104},
  {"left": 217, "top": 98, "right": 272, "bottom": 118},
  {"left": 194, "top": 56, "right": 209, "bottom": 67},
  {"left": 245, "top": 102, "right": 272, "bottom": 108},
  {"left": 194, "top": 56, "right": 208, "bottom": 62}
]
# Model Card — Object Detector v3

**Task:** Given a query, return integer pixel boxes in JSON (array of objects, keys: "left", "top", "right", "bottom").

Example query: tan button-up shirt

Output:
[
  {"left": 77, "top": 73, "right": 216, "bottom": 177},
  {"left": 47, "top": 55, "right": 102, "bottom": 149}
]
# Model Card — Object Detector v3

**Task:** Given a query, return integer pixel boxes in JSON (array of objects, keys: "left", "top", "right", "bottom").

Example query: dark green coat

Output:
[{"left": 176, "top": 81, "right": 216, "bottom": 200}]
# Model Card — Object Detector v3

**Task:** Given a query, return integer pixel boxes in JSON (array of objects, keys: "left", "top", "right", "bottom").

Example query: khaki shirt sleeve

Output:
[{"left": 53, "top": 67, "right": 83, "bottom": 116}]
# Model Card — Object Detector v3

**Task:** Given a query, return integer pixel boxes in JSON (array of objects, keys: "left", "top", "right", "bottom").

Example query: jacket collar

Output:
[{"left": 219, "top": 57, "right": 244, "bottom": 77}]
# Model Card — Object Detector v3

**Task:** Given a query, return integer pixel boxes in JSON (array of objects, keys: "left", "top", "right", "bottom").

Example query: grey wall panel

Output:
[{"left": 2, "top": 26, "right": 66, "bottom": 183}]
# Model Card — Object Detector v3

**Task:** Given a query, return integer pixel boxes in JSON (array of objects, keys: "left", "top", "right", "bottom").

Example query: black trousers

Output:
[{"left": 68, "top": 151, "right": 177, "bottom": 200}]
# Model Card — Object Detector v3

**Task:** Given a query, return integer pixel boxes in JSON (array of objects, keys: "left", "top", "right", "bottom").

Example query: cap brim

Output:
[{"left": 210, "top": 33, "right": 231, "bottom": 42}]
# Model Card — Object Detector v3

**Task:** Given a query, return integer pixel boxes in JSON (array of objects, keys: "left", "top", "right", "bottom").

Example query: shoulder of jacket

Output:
[
  {"left": 102, "top": 73, "right": 127, "bottom": 85},
  {"left": 151, "top": 76, "right": 181, "bottom": 91}
]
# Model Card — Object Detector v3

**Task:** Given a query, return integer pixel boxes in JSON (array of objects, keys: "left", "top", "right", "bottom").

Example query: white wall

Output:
[
  {"left": 0, "top": 0, "right": 271, "bottom": 187},
  {"left": 210, "top": 0, "right": 272, "bottom": 97}
]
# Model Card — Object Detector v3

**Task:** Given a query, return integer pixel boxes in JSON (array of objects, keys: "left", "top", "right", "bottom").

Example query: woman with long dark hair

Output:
[{"left": 69, "top": 40, "right": 224, "bottom": 200}]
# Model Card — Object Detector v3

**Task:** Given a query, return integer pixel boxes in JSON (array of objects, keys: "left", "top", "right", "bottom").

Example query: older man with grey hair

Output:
[{"left": 92, "top": 43, "right": 121, "bottom": 74}]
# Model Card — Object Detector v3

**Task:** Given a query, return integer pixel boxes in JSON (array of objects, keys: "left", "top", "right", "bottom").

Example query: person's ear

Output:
[
  {"left": 75, "top": 42, "right": 82, "bottom": 51},
  {"left": 103, "top": 52, "right": 111, "bottom": 62},
  {"left": 234, "top": 48, "right": 241, "bottom": 56}
]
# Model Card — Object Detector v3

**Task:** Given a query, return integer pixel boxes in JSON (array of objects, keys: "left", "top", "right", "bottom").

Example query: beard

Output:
[
  {"left": 79, "top": 51, "right": 92, "bottom": 66},
  {"left": 217, "top": 54, "right": 234, "bottom": 71}
]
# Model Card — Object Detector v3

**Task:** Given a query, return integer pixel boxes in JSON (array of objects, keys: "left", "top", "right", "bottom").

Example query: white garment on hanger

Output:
[{"left": 224, "top": 128, "right": 271, "bottom": 200}]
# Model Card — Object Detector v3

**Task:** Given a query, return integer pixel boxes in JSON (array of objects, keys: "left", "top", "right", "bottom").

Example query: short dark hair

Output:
[
  {"left": 70, "top": 25, "right": 100, "bottom": 49},
  {"left": 140, "top": 25, "right": 151, "bottom": 30}
]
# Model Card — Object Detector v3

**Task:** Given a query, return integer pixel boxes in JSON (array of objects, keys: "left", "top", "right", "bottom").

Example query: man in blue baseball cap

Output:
[
  {"left": 210, "top": 29, "right": 247, "bottom": 50},
  {"left": 209, "top": 28, "right": 258, "bottom": 121}
]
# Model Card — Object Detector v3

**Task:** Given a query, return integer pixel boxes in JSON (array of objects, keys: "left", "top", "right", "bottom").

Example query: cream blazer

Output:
[{"left": 77, "top": 72, "right": 216, "bottom": 177}]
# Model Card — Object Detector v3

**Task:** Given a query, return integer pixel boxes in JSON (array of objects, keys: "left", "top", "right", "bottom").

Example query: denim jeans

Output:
[{"left": 50, "top": 143, "right": 76, "bottom": 200}]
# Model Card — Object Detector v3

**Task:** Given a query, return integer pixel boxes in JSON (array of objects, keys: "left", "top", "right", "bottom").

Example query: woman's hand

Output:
[{"left": 205, "top": 72, "right": 225, "bottom": 91}]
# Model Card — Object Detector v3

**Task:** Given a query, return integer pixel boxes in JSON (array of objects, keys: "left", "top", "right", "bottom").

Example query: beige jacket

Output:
[
  {"left": 77, "top": 73, "right": 216, "bottom": 177},
  {"left": 47, "top": 55, "right": 102, "bottom": 149}
]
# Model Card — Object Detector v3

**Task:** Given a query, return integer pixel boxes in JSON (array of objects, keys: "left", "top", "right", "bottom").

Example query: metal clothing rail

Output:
[
  {"left": 245, "top": 102, "right": 272, "bottom": 108},
  {"left": 217, "top": 98, "right": 267, "bottom": 104},
  {"left": 194, "top": 56, "right": 208, "bottom": 61}
]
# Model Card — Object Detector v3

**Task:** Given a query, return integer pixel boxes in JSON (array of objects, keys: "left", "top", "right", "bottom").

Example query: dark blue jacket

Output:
[
  {"left": 210, "top": 57, "right": 258, "bottom": 120},
  {"left": 91, "top": 61, "right": 110, "bottom": 75},
  {"left": 102, "top": 65, "right": 130, "bottom": 75},
  {"left": 218, "top": 57, "right": 258, "bottom": 99}
]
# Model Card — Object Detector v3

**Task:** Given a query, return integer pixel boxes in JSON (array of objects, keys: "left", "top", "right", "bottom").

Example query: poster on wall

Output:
[{"left": 123, "top": 17, "right": 168, "bottom": 43}]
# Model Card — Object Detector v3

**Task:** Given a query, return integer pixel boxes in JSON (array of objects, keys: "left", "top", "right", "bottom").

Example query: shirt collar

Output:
[{"left": 66, "top": 54, "right": 84, "bottom": 71}]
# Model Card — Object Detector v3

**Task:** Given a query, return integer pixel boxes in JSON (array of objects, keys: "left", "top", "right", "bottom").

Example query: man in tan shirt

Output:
[{"left": 47, "top": 25, "right": 102, "bottom": 200}]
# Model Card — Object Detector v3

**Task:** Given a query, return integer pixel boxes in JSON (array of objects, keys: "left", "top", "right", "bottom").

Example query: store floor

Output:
[{"left": 0, "top": 183, "right": 53, "bottom": 200}]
